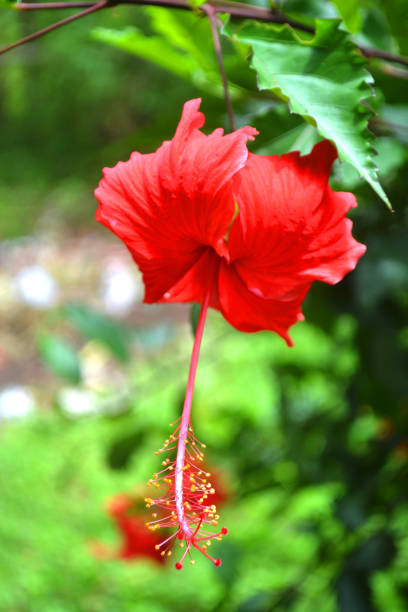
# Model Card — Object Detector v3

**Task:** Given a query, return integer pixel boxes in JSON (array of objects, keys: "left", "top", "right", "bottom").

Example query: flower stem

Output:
[
  {"left": 204, "top": 3, "right": 236, "bottom": 132},
  {"left": 175, "top": 290, "right": 211, "bottom": 538}
]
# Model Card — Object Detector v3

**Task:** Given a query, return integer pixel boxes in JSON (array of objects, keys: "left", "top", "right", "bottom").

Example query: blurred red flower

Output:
[
  {"left": 105, "top": 495, "right": 165, "bottom": 563},
  {"left": 95, "top": 98, "right": 366, "bottom": 345},
  {"left": 90, "top": 494, "right": 165, "bottom": 564}
]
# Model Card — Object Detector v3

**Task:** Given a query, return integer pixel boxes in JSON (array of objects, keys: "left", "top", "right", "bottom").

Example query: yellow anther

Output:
[{"left": 155, "top": 545, "right": 160, "bottom": 550}]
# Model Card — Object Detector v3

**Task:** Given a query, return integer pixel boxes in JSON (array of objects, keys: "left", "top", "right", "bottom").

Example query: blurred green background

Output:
[{"left": 1, "top": 0, "right": 408, "bottom": 610}]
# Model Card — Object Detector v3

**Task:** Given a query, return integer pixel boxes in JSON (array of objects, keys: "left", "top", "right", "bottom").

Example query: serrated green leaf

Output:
[
  {"left": 37, "top": 334, "right": 81, "bottom": 384},
  {"left": 331, "top": 0, "right": 362, "bottom": 33},
  {"left": 64, "top": 303, "right": 131, "bottom": 362},
  {"left": 224, "top": 19, "right": 391, "bottom": 208}
]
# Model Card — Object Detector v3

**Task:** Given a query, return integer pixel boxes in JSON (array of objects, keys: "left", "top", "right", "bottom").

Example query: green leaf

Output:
[
  {"left": 37, "top": 334, "right": 81, "bottom": 384},
  {"left": 251, "top": 105, "right": 319, "bottom": 156},
  {"left": 224, "top": 19, "right": 391, "bottom": 208},
  {"left": 63, "top": 303, "right": 131, "bottom": 362},
  {"left": 92, "top": 9, "right": 216, "bottom": 82},
  {"left": 91, "top": 27, "right": 196, "bottom": 79},
  {"left": 334, "top": 137, "right": 407, "bottom": 190},
  {"left": 91, "top": 10, "right": 238, "bottom": 98},
  {"left": 331, "top": 0, "right": 362, "bottom": 33},
  {"left": 146, "top": 7, "right": 211, "bottom": 69}
]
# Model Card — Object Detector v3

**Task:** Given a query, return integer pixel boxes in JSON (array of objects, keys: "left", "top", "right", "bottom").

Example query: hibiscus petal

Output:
[
  {"left": 295, "top": 188, "right": 367, "bottom": 284},
  {"left": 158, "top": 247, "right": 221, "bottom": 310},
  {"left": 96, "top": 150, "right": 202, "bottom": 303},
  {"left": 228, "top": 140, "right": 365, "bottom": 299},
  {"left": 218, "top": 261, "right": 309, "bottom": 346},
  {"left": 95, "top": 99, "right": 257, "bottom": 302}
]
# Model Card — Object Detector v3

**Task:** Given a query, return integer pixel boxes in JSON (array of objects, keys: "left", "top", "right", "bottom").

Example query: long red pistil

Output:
[
  {"left": 175, "top": 289, "right": 211, "bottom": 538},
  {"left": 145, "top": 290, "right": 228, "bottom": 569}
]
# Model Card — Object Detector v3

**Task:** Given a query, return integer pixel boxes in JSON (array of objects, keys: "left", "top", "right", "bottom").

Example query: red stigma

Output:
[{"left": 175, "top": 562, "right": 183, "bottom": 570}]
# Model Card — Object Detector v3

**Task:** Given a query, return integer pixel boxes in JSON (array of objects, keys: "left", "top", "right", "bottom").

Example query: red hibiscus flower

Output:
[
  {"left": 94, "top": 99, "right": 366, "bottom": 569},
  {"left": 95, "top": 98, "right": 365, "bottom": 346},
  {"left": 90, "top": 494, "right": 165, "bottom": 565}
]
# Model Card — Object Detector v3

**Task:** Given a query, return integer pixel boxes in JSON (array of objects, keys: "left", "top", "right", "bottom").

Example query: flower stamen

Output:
[{"left": 146, "top": 290, "right": 227, "bottom": 569}]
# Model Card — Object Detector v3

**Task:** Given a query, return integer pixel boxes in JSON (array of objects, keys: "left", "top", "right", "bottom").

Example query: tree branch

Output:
[
  {"left": 4, "top": 0, "right": 408, "bottom": 69},
  {"left": 0, "top": 0, "right": 108, "bottom": 55}
]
